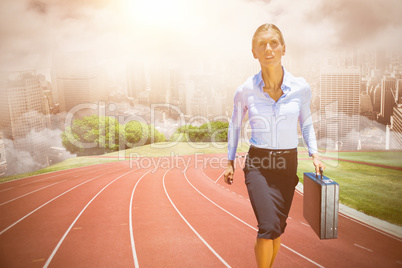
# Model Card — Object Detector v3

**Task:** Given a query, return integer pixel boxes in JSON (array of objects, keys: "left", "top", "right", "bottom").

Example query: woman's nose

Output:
[{"left": 265, "top": 43, "right": 272, "bottom": 51}]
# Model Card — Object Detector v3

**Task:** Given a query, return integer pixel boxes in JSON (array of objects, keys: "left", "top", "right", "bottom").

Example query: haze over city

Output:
[
  {"left": 1, "top": 0, "right": 401, "bottom": 73},
  {"left": 1, "top": 0, "right": 402, "bottom": 176}
]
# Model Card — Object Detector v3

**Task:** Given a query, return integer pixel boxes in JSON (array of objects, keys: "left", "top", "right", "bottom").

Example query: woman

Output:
[{"left": 224, "top": 24, "right": 325, "bottom": 268}]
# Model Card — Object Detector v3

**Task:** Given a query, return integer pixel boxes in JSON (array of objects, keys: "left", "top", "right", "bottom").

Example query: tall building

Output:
[
  {"left": 52, "top": 52, "right": 105, "bottom": 114},
  {"left": 371, "top": 84, "right": 382, "bottom": 113},
  {"left": 389, "top": 105, "right": 402, "bottom": 150},
  {"left": 379, "top": 76, "right": 396, "bottom": 125},
  {"left": 360, "top": 92, "right": 373, "bottom": 115},
  {"left": 189, "top": 88, "right": 208, "bottom": 117},
  {"left": 0, "top": 71, "right": 49, "bottom": 167},
  {"left": 149, "top": 63, "right": 168, "bottom": 104},
  {"left": 396, "top": 79, "right": 402, "bottom": 105},
  {"left": 127, "top": 61, "right": 147, "bottom": 101},
  {"left": 319, "top": 67, "right": 361, "bottom": 150}
]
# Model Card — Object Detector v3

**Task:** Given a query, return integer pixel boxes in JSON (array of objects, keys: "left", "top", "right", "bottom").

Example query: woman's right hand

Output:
[{"left": 224, "top": 160, "right": 235, "bottom": 185}]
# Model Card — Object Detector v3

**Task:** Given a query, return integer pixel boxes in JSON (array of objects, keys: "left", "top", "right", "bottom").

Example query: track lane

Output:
[
  {"left": 197, "top": 155, "right": 402, "bottom": 267},
  {"left": 0, "top": 154, "right": 400, "bottom": 267},
  {"left": 184, "top": 164, "right": 322, "bottom": 268},
  {"left": 164, "top": 164, "right": 262, "bottom": 267},
  {"left": 0, "top": 165, "right": 130, "bottom": 267},
  {"left": 0, "top": 161, "right": 120, "bottom": 191},
  {"left": 131, "top": 164, "right": 225, "bottom": 267},
  {"left": 0, "top": 162, "right": 122, "bottom": 204},
  {"left": 44, "top": 166, "right": 143, "bottom": 267},
  {"left": 0, "top": 164, "right": 124, "bottom": 232},
  {"left": 164, "top": 167, "right": 231, "bottom": 268}
]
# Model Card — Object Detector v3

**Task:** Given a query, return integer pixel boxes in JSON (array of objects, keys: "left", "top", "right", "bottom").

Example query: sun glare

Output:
[{"left": 126, "top": 0, "right": 196, "bottom": 30}]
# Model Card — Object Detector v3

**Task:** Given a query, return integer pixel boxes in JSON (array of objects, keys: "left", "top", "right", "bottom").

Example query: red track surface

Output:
[{"left": 0, "top": 154, "right": 401, "bottom": 267}]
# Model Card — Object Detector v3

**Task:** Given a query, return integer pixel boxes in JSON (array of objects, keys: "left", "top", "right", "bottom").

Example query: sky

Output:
[{"left": 1, "top": 0, "right": 402, "bottom": 74}]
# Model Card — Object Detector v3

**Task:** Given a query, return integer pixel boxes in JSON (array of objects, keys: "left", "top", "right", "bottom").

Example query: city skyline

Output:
[{"left": 1, "top": 0, "right": 402, "bottom": 176}]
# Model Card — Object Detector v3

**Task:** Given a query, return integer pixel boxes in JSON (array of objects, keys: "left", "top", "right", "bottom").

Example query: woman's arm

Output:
[
  {"left": 299, "top": 84, "right": 325, "bottom": 175},
  {"left": 225, "top": 88, "right": 247, "bottom": 184}
]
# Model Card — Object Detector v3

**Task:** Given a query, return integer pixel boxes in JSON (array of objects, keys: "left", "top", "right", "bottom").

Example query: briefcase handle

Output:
[{"left": 316, "top": 167, "right": 324, "bottom": 180}]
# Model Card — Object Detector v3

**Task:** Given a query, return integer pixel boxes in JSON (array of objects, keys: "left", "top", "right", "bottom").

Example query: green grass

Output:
[
  {"left": 319, "top": 151, "right": 402, "bottom": 167},
  {"left": 1, "top": 142, "right": 401, "bottom": 226},
  {"left": 0, "top": 142, "right": 249, "bottom": 183},
  {"left": 105, "top": 142, "right": 250, "bottom": 158}
]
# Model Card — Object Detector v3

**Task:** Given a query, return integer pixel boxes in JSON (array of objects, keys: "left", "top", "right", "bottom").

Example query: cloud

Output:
[
  {"left": 305, "top": 0, "right": 402, "bottom": 50},
  {"left": 4, "top": 127, "right": 76, "bottom": 176},
  {"left": 0, "top": 0, "right": 401, "bottom": 74}
]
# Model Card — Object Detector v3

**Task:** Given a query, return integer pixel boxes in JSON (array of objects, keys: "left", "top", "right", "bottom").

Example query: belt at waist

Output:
[{"left": 249, "top": 145, "right": 297, "bottom": 156}]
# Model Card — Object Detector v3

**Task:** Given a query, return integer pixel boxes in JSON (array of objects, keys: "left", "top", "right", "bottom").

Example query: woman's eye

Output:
[{"left": 270, "top": 40, "right": 279, "bottom": 47}]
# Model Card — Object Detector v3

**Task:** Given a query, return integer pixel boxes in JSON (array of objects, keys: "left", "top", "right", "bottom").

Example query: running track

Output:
[{"left": 0, "top": 154, "right": 401, "bottom": 267}]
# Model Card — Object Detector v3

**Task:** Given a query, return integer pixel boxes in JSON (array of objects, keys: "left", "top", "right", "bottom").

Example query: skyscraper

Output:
[
  {"left": 52, "top": 52, "right": 105, "bottom": 114},
  {"left": 319, "top": 67, "right": 361, "bottom": 150},
  {"left": 379, "top": 76, "right": 396, "bottom": 125},
  {"left": 389, "top": 106, "right": 402, "bottom": 150},
  {"left": 127, "top": 60, "right": 147, "bottom": 101},
  {"left": 0, "top": 71, "right": 49, "bottom": 166}
]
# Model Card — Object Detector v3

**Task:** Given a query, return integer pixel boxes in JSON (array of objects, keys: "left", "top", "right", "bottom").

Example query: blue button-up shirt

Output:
[{"left": 227, "top": 67, "right": 318, "bottom": 160}]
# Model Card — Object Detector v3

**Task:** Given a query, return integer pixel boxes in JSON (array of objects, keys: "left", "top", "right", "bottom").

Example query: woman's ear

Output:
[
  {"left": 252, "top": 48, "right": 257, "bottom": 59},
  {"left": 282, "top": 44, "right": 286, "bottom": 55}
]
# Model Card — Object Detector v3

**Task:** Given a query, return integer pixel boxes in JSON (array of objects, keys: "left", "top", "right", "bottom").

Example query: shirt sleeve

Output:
[
  {"left": 299, "top": 83, "right": 318, "bottom": 156},
  {"left": 227, "top": 87, "right": 248, "bottom": 160}
]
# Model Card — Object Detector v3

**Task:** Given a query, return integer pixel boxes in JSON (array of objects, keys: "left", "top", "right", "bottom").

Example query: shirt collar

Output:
[{"left": 256, "top": 66, "right": 292, "bottom": 92}]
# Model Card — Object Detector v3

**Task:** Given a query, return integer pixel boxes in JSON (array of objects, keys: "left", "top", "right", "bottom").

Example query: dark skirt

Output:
[{"left": 243, "top": 145, "right": 299, "bottom": 240}]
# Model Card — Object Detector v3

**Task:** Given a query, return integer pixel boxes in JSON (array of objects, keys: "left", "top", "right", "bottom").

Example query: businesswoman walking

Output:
[{"left": 224, "top": 24, "right": 325, "bottom": 267}]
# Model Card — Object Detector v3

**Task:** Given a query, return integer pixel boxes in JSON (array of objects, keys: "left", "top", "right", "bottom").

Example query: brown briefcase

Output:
[{"left": 303, "top": 169, "right": 339, "bottom": 239}]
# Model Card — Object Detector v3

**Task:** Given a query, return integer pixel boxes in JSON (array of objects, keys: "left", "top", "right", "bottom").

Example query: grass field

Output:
[{"left": 1, "top": 142, "right": 401, "bottom": 226}]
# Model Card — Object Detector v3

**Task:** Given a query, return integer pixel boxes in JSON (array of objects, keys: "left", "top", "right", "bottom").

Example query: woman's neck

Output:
[{"left": 261, "top": 65, "right": 283, "bottom": 90}]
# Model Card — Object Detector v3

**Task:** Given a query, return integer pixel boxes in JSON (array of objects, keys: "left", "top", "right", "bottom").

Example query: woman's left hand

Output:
[{"left": 312, "top": 153, "right": 326, "bottom": 176}]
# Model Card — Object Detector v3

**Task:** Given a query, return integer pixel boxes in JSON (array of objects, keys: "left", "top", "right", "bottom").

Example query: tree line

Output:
[{"left": 61, "top": 115, "right": 229, "bottom": 156}]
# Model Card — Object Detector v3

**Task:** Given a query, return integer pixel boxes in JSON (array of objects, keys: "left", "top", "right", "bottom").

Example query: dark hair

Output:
[{"left": 252, "top": 24, "right": 285, "bottom": 47}]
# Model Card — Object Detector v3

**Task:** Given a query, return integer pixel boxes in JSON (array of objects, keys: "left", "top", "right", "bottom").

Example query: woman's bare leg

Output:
[
  {"left": 271, "top": 237, "right": 281, "bottom": 267},
  {"left": 255, "top": 237, "right": 281, "bottom": 268}
]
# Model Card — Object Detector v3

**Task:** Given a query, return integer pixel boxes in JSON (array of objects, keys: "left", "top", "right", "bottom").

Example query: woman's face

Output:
[{"left": 252, "top": 29, "right": 286, "bottom": 68}]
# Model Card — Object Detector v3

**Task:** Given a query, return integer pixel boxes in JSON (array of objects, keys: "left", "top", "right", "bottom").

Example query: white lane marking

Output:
[
  {"left": 0, "top": 170, "right": 105, "bottom": 199},
  {"left": 0, "top": 170, "right": 78, "bottom": 193},
  {"left": 184, "top": 171, "right": 256, "bottom": 230},
  {"left": 0, "top": 167, "right": 120, "bottom": 235},
  {"left": 163, "top": 167, "right": 231, "bottom": 268},
  {"left": 201, "top": 167, "right": 216, "bottom": 183},
  {"left": 340, "top": 214, "right": 402, "bottom": 242},
  {"left": 0, "top": 161, "right": 119, "bottom": 185},
  {"left": 0, "top": 180, "right": 67, "bottom": 206},
  {"left": 0, "top": 187, "right": 16, "bottom": 193},
  {"left": 301, "top": 222, "right": 310, "bottom": 227},
  {"left": 129, "top": 169, "right": 153, "bottom": 268},
  {"left": 186, "top": 168, "right": 325, "bottom": 268},
  {"left": 354, "top": 243, "right": 373, "bottom": 252},
  {"left": 214, "top": 171, "right": 225, "bottom": 183},
  {"left": 44, "top": 168, "right": 138, "bottom": 268},
  {"left": 0, "top": 169, "right": 76, "bottom": 186},
  {"left": 17, "top": 170, "right": 78, "bottom": 187}
]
